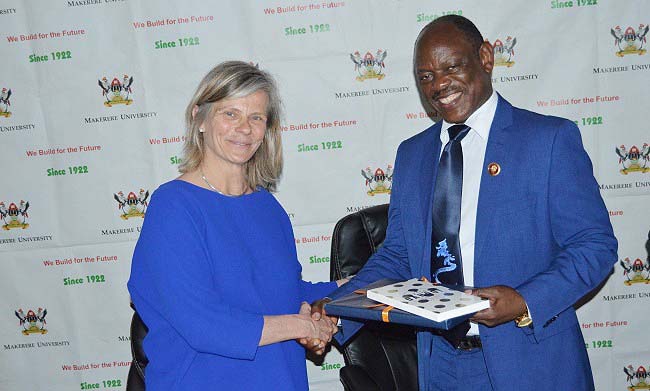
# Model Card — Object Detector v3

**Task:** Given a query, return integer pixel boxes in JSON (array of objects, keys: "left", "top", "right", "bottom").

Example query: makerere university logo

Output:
[
  {"left": 361, "top": 165, "right": 393, "bottom": 196},
  {"left": 611, "top": 24, "right": 648, "bottom": 57},
  {"left": 623, "top": 364, "right": 650, "bottom": 390},
  {"left": 0, "top": 200, "right": 29, "bottom": 230},
  {"left": 98, "top": 75, "right": 134, "bottom": 106},
  {"left": 0, "top": 87, "right": 11, "bottom": 117},
  {"left": 620, "top": 257, "right": 650, "bottom": 286},
  {"left": 616, "top": 143, "right": 650, "bottom": 174},
  {"left": 491, "top": 36, "right": 517, "bottom": 67},
  {"left": 14, "top": 307, "right": 47, "bottom": 335},
  {"left": 349, "top": 50, "right": 387, "bottom": 81},
  {"left": 113, "top": 190, "right": 149, "bottom": 219}
]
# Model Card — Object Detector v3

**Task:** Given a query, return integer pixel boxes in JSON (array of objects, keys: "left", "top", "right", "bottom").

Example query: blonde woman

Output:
[{"left": 128, "top": 61, "right": 344, "bottom": 390}]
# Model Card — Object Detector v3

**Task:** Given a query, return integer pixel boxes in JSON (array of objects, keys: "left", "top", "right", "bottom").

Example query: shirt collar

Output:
[{"left": 440, "top": 91, "right": 498, "bottom": 143}]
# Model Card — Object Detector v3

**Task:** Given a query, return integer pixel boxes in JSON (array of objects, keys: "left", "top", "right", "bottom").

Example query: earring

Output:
[{"left": 199, "top": 128, "right": 204, "bottom": 133}]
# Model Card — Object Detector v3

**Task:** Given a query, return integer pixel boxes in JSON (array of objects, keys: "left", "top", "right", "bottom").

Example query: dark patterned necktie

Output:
[{"left": 431, "top": 124, "right": 471, "bottom": 347}]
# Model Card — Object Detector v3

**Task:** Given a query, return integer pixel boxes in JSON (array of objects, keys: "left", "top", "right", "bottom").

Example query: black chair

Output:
[
  {"left": 126, "top": 305, "right": 148, "bottom": 391},
  {"left": 330, "top": 204, "right": 418, "bottom": 391}
]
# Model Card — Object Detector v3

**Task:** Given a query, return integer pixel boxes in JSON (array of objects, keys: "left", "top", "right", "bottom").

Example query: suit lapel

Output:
[{"left": 474, "top": 96, "right": 515, "bottom": 284}]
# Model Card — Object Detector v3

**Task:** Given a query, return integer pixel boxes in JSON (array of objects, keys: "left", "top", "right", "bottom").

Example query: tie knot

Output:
[{"left": 447, "top": 124, "right": 470, "bottom": 142}]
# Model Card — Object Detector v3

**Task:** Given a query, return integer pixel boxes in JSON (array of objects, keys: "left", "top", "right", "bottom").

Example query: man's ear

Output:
[{"left": 479, "top": 41, "right": 494, "bottom": 75}]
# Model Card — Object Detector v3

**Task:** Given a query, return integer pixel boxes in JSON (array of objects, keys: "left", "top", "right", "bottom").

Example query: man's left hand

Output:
[{"left": 467, "top": 285, "right": 527, "bottom": 327}]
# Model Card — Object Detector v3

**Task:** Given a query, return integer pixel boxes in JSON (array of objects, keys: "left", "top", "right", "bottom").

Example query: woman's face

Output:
[{"left": 200, "top": 90, "right": 269, "bottom": 170}]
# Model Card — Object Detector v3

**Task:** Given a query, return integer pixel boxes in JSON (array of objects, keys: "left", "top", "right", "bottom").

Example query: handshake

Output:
[{"left": 297, "top": 299, "right": 336, "bottom": 355}]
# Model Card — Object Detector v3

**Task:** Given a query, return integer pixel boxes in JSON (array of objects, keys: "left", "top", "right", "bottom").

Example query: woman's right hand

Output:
[
  {"left": 298, "top": 302, "right": 337, "bottom": 344},
  {"left": 259, "top": 303, "right": 337, "bottom": 348}
]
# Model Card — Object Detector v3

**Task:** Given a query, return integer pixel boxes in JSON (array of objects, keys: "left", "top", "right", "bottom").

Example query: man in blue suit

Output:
[{"left": 308, "top": 15, "right": 617, "bottom": 390}]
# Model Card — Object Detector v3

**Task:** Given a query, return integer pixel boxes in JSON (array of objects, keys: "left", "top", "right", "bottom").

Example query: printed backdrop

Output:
[{"left": 1, "top": 1, "right": 649, "bottom": 390}]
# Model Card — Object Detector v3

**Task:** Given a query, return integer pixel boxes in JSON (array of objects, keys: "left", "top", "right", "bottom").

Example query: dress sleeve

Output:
[
  {"left": 276, "top": 203, "right": 339, "bottom": 305},
  {"left": 127, "top": 190, "right": 264, "bottom": 360}
]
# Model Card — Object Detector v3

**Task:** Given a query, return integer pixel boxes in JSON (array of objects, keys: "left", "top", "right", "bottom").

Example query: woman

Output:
[{"left": 128, "top": 61, "right": 344, "bottom": 390}]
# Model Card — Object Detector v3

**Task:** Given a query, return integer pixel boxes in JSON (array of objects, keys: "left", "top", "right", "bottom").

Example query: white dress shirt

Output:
[{"left": 438, "top": 91, "right": 498, "bottom": 335}]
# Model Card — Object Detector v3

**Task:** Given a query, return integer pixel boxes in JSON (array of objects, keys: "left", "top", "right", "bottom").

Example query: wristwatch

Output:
[{"left": 514, "top": 309, "right": 533, "bottom": 328}]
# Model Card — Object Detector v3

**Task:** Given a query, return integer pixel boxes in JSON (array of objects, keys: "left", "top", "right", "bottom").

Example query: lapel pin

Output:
[{"left": 487, "top": 162, "right": 501, "bottom": 176}]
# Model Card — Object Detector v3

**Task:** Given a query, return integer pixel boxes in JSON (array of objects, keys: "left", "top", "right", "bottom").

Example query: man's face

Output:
[{"left": 415, "top": 24, "right": 494, "bottom": 124}]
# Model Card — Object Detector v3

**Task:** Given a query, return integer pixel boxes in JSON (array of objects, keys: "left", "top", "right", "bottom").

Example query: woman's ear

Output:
[{"left": 191, "top": 105, "right": 199, "bottom": 119}]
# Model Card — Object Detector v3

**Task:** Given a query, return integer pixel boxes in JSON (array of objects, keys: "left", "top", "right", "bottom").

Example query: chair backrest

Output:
[
  {"left": 330, "top": 204, "right": 418, "bottom": 391},
  {"left": 126, "top": 307, "right": 148, "bottom": 391}
]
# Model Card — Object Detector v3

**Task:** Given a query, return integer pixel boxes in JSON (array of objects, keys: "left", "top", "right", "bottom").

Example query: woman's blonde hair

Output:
[{"left": 179, "top": 61, "right": 283, "bottom": 191}]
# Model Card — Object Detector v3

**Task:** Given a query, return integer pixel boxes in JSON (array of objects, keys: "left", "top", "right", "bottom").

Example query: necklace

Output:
[{"left": 199, "top": 169, "right": 248, "bottom": 197}]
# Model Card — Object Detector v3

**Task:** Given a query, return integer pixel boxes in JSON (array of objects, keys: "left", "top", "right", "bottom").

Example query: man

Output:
[{"left": 308, "top": 15, "right": 617, "bottom": 390}]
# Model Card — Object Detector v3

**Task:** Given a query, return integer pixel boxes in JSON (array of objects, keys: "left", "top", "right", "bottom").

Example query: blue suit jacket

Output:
[{"left": 332, "top": 96, "right": 617, "bottom": 390}]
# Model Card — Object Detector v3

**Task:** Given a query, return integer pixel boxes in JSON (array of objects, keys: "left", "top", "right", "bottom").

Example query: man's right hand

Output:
[
  {"left": 299, "top": 298, "right": 337, "bottom": 355},
  {"left": 309, "top": 298, "right": 334, "bottom": 321}
]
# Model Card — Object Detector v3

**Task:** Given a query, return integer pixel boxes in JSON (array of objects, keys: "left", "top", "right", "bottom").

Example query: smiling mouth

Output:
[{"left": 436, "top": 91, "right": 462, "bottom": 105}]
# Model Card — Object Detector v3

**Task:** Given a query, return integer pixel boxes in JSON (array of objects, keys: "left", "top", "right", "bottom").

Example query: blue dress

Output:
[{"left": 128, "top": 180, "right": 337, "bottom": 390}]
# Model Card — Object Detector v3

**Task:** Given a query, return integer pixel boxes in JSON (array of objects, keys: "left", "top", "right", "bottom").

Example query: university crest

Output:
[
  {"left": 15, "top": 308, "right": 47, "bottom": 335},
  {"left": 620, "top": 257, "right": 650, "bottom": 285},
  {"left": 0, "top": 87, "right": 11, "bottom": 117},
  {"left": 624, "top": 365, "right": 650, "bottom": 390},
  {"left": 611, "top": 24, "right": 648, "bottom": 56},
  {"left": 361, "top": 165, "right": 393, "bottom": 195},
  {"left": 114, "top": 189, "right": 149, "bottom": 219},
  {"left": 616, "top": 143, "right": 650, "bottom": 174},
  {"left": 98, "top": 75, "right": 134, "bottom": 106},
  {"left": 0, "top": 200, "right": 29, "bottom": 230},
  {"left": 350, "top": 50, "right": 387, "bottom": 81},
  {"left": 491, "top": 36, "right": 517, "bottom": 67}
]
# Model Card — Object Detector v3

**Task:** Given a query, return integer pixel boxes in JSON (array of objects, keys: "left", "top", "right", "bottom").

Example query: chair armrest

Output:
[
  {"left": 340, "top": 364, "right": 382, "bottom": 391},
  {"left": 126, "top": 363, "right": 145, "bottom": 391}
]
